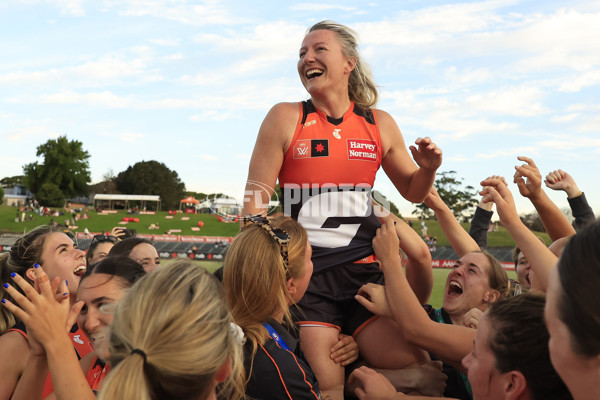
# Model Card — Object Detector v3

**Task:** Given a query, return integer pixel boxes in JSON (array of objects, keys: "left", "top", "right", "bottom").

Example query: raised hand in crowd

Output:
[
  {"left": 513, "top": 157, "right": 576, "bottom": 241},
  {"left": 408, "top": 137, "right": 443, "bottom": 172},
  {"left": 545, "top": 169, "right": 596, "bottom": 231},
  {"left": 480, "top": 177, "right": 557, "bottom": 291}
]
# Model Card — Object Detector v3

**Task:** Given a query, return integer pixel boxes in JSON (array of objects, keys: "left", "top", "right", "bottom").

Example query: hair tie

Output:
[{"left": 131, "top": 348, "right": 147, "bottom": 364}]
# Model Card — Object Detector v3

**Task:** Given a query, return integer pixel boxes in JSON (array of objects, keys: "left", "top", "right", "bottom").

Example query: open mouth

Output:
[
  {"left": 448, "top": 281, "right": 463, "bottom": 296},
  {"left": 525, "top": 271, "right": 532, "bottom": 287},
  {"left": 306, "top": 68, "right": 324, "bottom": 79},
  {"left": 73, "top": 265, "right": 87, "bottom": 277}
]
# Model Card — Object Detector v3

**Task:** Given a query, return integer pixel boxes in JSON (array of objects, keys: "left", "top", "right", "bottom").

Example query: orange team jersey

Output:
[
  {"left": 9, "top": 322, "right": 94, "bottom": 398},
  {"left": 86, "top": 356, "right": 111, "bottom": 394},
  {"left": 278, "top": 100, "right": 383, "bottom": 273}
]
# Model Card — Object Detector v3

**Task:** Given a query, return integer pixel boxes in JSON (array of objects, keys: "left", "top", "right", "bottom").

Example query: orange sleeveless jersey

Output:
[{"left": 278, "top": 100, "right": 383, "bottom": 272}]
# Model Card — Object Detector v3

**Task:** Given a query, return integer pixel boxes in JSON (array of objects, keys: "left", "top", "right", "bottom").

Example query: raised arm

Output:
[
  {"left": 468, "top": 176, "right": 504, "bottom": 249},
  {"left": 424, "top": 188, "right": 480, "bottom": 257},
  {"left": 243, "top": 103, "right": 298, "bottom": 217},
  {"left": 513, "top": 157, "right": 576, "bottom": 241},
  {"left": 545, "top": 169, "right": 596, "bottom": 231},
  {"left": 480, "top": 177, "right": 557, "bottom": 291},
  {"left": 358, "top": 221, "right": 475, "bottom": 371},
  {"left": 373, "top": 200, "right": 433, "bottom": 303},
  {"left": 377, "top": 110, "right": 442, "bottom": 204}
]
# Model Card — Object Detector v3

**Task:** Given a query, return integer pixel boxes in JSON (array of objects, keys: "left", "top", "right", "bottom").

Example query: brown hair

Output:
[
  {"left": 474, "top": 250, "right": 509, "bottom": 299},
  {"left": 0, "top": 225, "right": 62, "bottom": 334}
]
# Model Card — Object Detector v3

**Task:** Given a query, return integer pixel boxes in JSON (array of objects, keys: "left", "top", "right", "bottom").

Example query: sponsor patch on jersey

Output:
[
  {"left": 347, "top": 139, "right": 378, "bottom": 161},
  {"left": 293, "top": 140, "right": 311, "bottom": 159},
  {"left": 311, "top": 139, "right": 329, "bottom": 157}
]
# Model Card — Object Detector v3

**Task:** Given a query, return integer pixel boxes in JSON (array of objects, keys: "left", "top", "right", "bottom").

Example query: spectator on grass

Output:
[
  {"left": 0, "top": 225, "right": 92, "bottom": 399},
  {"left": 1, "top": 256, "right": 146, "bottom": 399},
  {"left": 109, "top": 237, "right": 160, "bottom": 273},
  {"left": 99, "top": 259, "right": 246, "bottom": 400}
]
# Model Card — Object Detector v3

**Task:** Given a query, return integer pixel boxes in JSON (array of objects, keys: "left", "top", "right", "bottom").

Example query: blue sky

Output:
[{"left": 1, "top": 0, "right": 599, "bottom": 218}]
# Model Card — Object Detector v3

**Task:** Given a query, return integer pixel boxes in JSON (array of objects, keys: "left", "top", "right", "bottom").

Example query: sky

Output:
[{"left": 1, "top": 0, "right": 599, "bottom": 219}]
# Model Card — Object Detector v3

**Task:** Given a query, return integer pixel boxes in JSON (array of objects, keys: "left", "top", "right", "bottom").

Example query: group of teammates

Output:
[{"left": 0, "top": 19, "right": 598, "bottom": 400}]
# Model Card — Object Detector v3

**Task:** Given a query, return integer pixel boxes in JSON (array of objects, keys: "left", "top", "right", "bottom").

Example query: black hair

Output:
[
  {"left": 487, "top": 293, "right": 572, "bottom": 400},
  {"left": 108, "top": 237, "right": 153, "bottom": 258},
  {"left": 82, "top": 256, "right": 146, "bottom": 289},
  {"left": 556, "top": 220, "right": 600, "bottom": 356}
]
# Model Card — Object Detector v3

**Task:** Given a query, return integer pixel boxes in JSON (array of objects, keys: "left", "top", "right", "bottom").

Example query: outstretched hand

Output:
[
  {"left": 513, "top": 156, "right": 542, "bottom": 199},
  {"left": 409, "top": 137, "right": 442, "bottom": 171},
  {"left": 545, "top": 169, "right": 580, "bottom": 198},
  {"left": 372, "top": 220, "right": 401, "bottom": 266},
  {"left": 480, "top": 177, "right": 520, "bottom": 227}
]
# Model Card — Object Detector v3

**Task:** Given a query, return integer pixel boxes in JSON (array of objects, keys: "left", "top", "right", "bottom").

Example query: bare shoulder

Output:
[
  {"left": 0, "top": 331, "right": 28, "bottom": 393},
  {"left": 257, "top": 102, "right": 301, "bottom": 152},
  {"left": 373, "top": 108, "right": 405, "bottom": 154}
]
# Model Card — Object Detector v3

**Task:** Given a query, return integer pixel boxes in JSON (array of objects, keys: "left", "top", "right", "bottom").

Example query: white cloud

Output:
[
  {"left": 465, "top": 86, "right": 547, "bottom": 117},
  {"left": 289, "top": 3, "right": 357, "bottom": 12},
  {"left": 551, "top": 113, "right": 579, "bottom": 123},
  {"left": 119, "top": 132, "right": 146, "bottom": 142},
  {"left": 475, "top": 146, "right": 539, "bottom": 160},
  {"left": 200, "top": 154, "right": 218, "bottom": 161}
]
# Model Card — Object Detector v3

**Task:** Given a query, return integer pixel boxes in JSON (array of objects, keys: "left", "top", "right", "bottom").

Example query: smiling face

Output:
[
  {"left": 77, "top": 273, "right": 129, "bottom": 360},
  {"left": 462, "top": 315, "right": 506, "bottom": 400},
  {"left": 297, "top": 29, "right": 355, "bottom": 98},
  {"left": 37, "top": 232, "right": 86, "bottom": 295},
  {"left": 129, "top": 243, "right": 160, "bottom": 272},
  {"left": 443, "top": 252, "right": 497, "bottom": 320}
]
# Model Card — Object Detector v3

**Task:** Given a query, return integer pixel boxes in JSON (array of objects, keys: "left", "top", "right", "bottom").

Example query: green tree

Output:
[
  {"left": 115, "top": 161, "right": 185, "bottom": 210},
  {"left": 0, "top": 176, "right": 25, "bottom": 188},
  {"left": 23, "top": 136, "right": 91, "bottom": 199},
  {"left": 413, "top": 171, "right": 479, "bottom": 222},
  {"left": 36, "top": 183, "right": 65, "bottom": 207},
  {"left": 0, "top": 187, "right": 4, "bottom": 204}
]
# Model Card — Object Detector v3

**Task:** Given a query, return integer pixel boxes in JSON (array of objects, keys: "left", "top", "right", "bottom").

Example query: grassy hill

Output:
[
  {"left": 0, "top": 205, "right": 550, "bottom": 247},
  {"left": 0, "top": 205, "right": 239, "bottom": 237}
]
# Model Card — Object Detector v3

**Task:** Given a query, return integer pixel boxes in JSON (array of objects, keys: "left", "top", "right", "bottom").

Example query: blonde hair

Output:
[
  {"left": 98, "top": 259, "right": 245, "bottom": 400},
  {"left": 0, "top": 225, "right": 61, "bottom": 334},
  {"left": 223, "top": 215, "right": 308, "bottom": 356},
  {"left": 308, "top": 20, "right": 378, "bottom": 110}
]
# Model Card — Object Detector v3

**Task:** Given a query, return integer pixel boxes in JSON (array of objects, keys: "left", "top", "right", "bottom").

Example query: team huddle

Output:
[{"left": 1, "top": 20, "right": 598, "bottom": 400}]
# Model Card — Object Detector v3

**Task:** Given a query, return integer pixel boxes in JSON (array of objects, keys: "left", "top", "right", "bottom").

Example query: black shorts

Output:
[{"left": 293, "top": 260, "right": 385, "bottom": 336}]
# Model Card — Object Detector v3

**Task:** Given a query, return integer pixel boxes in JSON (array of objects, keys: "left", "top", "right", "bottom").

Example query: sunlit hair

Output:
[
  {"left": 98, "top": 259, "right": 245, "bottom": 400},
  {"left": 223, "top": 215, "right": 308, "bottom": 356},
  {"left": 474, "top": 250, "right": 509, "bottom": 299},
  {"left": 486, "top": 294, "right": 572, "bottom": 400},
  {"left": 307, "top": 20, "right": 378, "bottom": 110},
  {"left": 0, "top": 225, "right": 62, "bottom": 334},
  {"left": 556, "top": 220, "right": 600, "bottom": 357}
]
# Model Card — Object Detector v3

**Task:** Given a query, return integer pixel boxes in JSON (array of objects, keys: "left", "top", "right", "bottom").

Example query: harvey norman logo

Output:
[{"left": 347, "top": 139, "right": 377, "bottom": 161}]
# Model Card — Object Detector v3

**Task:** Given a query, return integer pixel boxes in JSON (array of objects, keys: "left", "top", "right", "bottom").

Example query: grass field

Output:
[
  {"left": 0, "top": 205, "right": 239, "bottom": 237},
  {"left": 0, "top": 205, "right": 550, "bottom": 247},
  {"left": 167, "top": 259, "right": 517, "bottom": 310}
]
